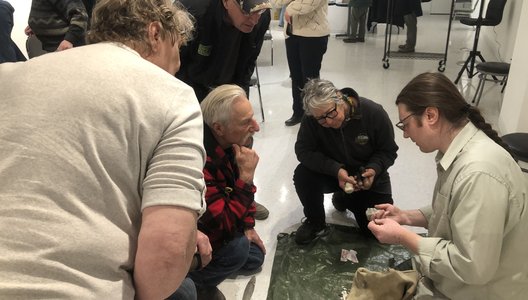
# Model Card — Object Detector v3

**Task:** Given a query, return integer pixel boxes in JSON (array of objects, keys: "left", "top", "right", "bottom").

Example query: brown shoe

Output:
[
  {"left": 254, "top": 201, "right": 269, "bottom": 220},
  {"left": 196, "top": 285, "right": 226, "bottom": 300}
]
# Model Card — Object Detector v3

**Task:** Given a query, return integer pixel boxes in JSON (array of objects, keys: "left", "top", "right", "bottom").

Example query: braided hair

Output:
[{"left": 395, "top": 72, "right": 512, "bottom": 156}]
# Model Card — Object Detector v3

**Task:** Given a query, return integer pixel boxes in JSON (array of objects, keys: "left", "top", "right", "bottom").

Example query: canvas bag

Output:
[{"left": 347, "top": 267, "right": 419, "bottom": 300}]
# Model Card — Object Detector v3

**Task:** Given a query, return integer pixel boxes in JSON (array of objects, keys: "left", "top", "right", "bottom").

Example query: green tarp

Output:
[{"left": 267, "top": 224, "right": 414, "bottom": 300}]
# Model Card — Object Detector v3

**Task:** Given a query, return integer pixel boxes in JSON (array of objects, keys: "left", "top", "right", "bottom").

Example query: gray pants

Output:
[
  {"left": 404, "top": 13, "right": 417, "bottom": 47},
  {"left": 350, "top": 6, "right": 369, "bottom": 39}
]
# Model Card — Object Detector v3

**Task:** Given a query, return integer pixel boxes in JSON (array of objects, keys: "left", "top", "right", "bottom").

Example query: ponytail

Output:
[{"left": 467, "top": 106, "right": 513, "bottom": 156}]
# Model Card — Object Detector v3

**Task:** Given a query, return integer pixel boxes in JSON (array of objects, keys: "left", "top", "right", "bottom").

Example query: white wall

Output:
[
  {"left": 480, "top": 0, "right": 522, "bottom": 61},
  {"left": 8, "top": 0, "right": 31, "bottom": 59},
  {"left": 328, "top": 4, "right": 349, "bottom": 35}
]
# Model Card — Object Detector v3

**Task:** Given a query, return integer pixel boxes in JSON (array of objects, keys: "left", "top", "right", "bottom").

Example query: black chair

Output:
[
  {"left": 454, "top": 0, "right": 507, "bottom": 84},
  {"left": 502, "top": 133, "right": 528, "bottom": 173},
  {"left": 471, "top": 61, "right": 510, "bottom": 106}
]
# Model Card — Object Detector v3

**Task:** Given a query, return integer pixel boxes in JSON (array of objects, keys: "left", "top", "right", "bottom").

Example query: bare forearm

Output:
[
  {"left": 398, "top": 229, "right": 422, "bottom": 254},
  {"left": 402, "top": 209, "right": 428, "bottom": 228},
  {"left": 134, "top": 207, "right": 197, "bottom": 300}
]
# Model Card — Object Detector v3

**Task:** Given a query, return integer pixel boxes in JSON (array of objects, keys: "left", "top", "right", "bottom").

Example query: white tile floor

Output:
[{"left": 8, "top": 2, "right": 522, "bottom": 299}]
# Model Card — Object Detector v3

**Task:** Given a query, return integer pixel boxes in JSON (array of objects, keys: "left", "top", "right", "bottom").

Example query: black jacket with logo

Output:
[
  {"left": 295, "top": 88, "right": 398, "bottom": 194},
  {"left": 177, "top": 0, "right": 271, "bottom": 101}
]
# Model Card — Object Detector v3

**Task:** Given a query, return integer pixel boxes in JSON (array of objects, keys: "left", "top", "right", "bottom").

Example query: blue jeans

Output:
[
  {"left": 278, "top": 5, "right": 286, "bottom": 27},
  {"left": 166, "top": 277, "right": 196, "bottom": 300},
  {"left": 188, "top": 234, "right": 265, "bottom": 287}
]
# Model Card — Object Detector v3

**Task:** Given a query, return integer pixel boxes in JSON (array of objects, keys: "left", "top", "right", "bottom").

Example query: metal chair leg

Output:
[
  {"left": 255, "top": 65, "right": 265, "bottom": 122},
  {"left": 474, "top": 74, "right": 487, "bottom": 106},
  {"left": 472, "top": 73, "right": 484, "bottom": 105}
]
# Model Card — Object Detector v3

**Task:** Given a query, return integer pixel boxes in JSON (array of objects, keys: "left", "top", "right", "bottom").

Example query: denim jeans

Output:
[
  {"left": 278, "top": 5, "right": 286, "bottom": 27},
  {"left": 188, "top": 233, "right": 265, "bottom": 287},
  {"left": 166, "top": 277, "right": 196, "bottom": 300}
]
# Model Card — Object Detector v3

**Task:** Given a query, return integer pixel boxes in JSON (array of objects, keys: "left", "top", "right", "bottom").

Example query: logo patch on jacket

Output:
[
  {"left": 197, "top": 44, "right": 212, "bottom": 56},
  {"left": 355, "top": 134, "right": 369, "bottom": 145}
]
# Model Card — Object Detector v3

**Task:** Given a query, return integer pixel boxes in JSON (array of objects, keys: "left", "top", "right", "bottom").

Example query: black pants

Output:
[
  {"left": 285, "top": 35, "right": 328, "bottom": 116},
  {"left": 293, "top": 164, "right": 393, "bottom": 236}
]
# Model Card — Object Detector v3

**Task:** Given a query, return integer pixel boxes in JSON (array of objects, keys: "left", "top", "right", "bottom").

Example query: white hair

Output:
[{"left": 200, "top": 84, "right": 247, "bottom": 127}]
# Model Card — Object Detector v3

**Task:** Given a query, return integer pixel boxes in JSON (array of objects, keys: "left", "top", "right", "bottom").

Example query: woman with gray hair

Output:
[{"left": 293, "top": 78, "right": 398, "bottom": 244}]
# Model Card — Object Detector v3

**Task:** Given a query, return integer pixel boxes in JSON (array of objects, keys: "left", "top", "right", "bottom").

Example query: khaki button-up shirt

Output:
[{"left": 414, "top": 123, "right": 528, "bottom": 300}]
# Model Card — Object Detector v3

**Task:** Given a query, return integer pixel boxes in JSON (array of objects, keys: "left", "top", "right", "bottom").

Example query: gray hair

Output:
[
  {"left": 302, "top": 79, "right": 341, "bottom": 116},
  {"left": 200, "top": 84, "right": 247, "bottom": 127},
  {"left": 88, "top": 0, "right": 194, "bottom": 56}
]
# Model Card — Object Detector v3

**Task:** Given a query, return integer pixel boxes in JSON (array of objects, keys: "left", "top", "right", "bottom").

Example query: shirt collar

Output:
[{"left": 436, "top": 122, "right": 479, "bottom": 171}]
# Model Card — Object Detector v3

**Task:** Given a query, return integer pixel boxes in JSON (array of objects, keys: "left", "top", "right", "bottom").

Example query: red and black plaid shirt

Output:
[{"left": 199, "top": 126, "right": 256, "bottom": 250}]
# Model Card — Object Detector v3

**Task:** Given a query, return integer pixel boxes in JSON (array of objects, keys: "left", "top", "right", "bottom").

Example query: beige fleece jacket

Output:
[{"left": 273, "top": 0, "right": 330, "bottom": 37}]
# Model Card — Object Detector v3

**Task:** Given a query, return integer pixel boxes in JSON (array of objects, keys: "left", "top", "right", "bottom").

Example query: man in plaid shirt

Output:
[{"left": 187, "top": 84, "right": 265, "bottom": 300}]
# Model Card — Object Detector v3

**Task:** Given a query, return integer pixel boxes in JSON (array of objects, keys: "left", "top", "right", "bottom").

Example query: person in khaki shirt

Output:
[{"left": 368, "top": 72, "right": 528, "bottom": 299}]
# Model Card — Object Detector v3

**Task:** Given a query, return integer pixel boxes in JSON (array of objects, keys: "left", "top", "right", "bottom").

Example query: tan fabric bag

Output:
[{"left": 347, "top": 267, "right": 419, "bottom": 300}]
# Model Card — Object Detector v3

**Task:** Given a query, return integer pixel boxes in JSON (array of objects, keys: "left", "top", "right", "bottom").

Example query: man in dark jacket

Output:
[
  {"left": 177, "top": 0, "right": 272, "bottom": 221},
  {"left": 177, "top": 0, "right": 271, "bottom": 101},
  {"left": 293, "top": 79, "right": 398, "bottom": 245}
]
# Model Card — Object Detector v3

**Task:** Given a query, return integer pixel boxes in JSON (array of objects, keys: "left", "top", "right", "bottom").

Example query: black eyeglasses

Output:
[
  {"left": 315, "top": 103, "right": 338, "bottom": 125},
  {"left": 395, "top": 113, "right": 415, "bottom": 131}
]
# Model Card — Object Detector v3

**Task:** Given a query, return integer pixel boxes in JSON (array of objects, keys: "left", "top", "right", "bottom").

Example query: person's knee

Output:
[
  {"left": 230, "top": 236, "right": 251, "bottom": 265},
  {"left": 293, "top": 164, "right": 315, "bottom": 186},
  {"left": 210, "top": 235, "right": 251, "bottom": 271},
  {"left": 166, "top": 277, "right": 197, "bottom": 300},
  {"left": 243, "top": 243, "right": 265, "bottom": 271}
]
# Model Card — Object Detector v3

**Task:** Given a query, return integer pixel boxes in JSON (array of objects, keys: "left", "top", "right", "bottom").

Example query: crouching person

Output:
[
  {"left": 293, "top": 78, "right": 398, "bottom": 244},
  {"left": 189, "top": 85, "right": 266, "bottom": 300}
]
